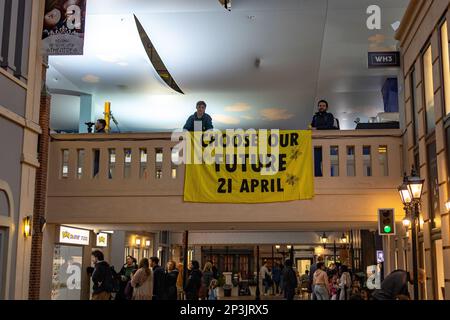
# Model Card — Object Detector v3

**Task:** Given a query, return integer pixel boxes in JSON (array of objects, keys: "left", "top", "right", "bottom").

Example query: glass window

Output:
[
  {"left": 378, "top": 146, "right": 388, "bottom": 176},
  {"left": 108, "top": 149, "right": 116, "bottom": 179},
  {"left": 347, "top": 146, "right": 355, "bottom": 176},
  {"left": 363, "top": 146, "right": 372, "bottom": 176},
  {"left": 433, "top": 239, "right": 445, "bottom": 300},
  {"left": 61, "top": 149, "right": 69, "bottom": 178},
  {"left": 314, "top": 147, "right": 323, "bottom": 177},
  {"left": 155, "top": 148, "right": 163, "bottom": 179},
  {"left": 427, "top": 142, "right": 440, "bottom": 229},
  {"left": 330, "top": 146, "right": 339, "bottom": 177},
  {"left": 171, "top": 148, "right": 179, "bottom": 179},
  {"left": 124, "top": 149, "right": 132, "bottom": 179},
  {"left": 410, "top": 70, "right": 420, "bottom": 144},
  {"left": 140, "top": 149, "right": 147, "bottom": 179},
  {"left": 441, "top": 21, "right": 450, "bottom": 115},
  {"left": 0, "top": 191, "right": 8, "bottom": 217},
  {"left": 423, "top": 45, "right": 435, "bottom": 134},
  {"left": 77, "top": 149, "right": 84, "bottom": 179}
]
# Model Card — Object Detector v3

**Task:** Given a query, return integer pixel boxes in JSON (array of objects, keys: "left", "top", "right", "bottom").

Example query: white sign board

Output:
[
  {"left": 96, "top": 233, "right": 108, "bottom": 247},
  {"left": 59, "top": 226, "right": 90, "bottom": 246}
]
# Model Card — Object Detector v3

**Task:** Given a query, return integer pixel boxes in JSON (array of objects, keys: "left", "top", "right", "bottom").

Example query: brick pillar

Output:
[{"left": 28, "top": 86, "right": 51, "bottom": 300}]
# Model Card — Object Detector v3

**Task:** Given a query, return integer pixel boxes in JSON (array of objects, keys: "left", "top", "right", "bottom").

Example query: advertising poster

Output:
[{"left": 42, "top": 0, "right": 87, "bottom": 55}]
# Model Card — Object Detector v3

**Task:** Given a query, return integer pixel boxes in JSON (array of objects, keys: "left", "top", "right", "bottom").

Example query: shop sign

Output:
[
  {"left": 59, "top": 226, "right": 90, "bottom": 245},
  {"left": 96, "top": 233, "right": 108, "bottom": 247}
]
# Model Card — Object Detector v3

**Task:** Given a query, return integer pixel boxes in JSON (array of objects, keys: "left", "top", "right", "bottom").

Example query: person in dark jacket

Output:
[
  {"left": 272, "top": 262, "right": 282, "bottom": 295},
  {"left": 184, "top": 260, "right": 203, "bottom": 300},
  {"left": 372, "top": 269, "right": 425, "bottom": 300},
  {"left": 311, "top": 100, "right": 336, "bottom": 130},
  {"left": 90, "top": 250, "right": 113, "bottom": 300},
  {"left": 183, "top": 101, "right": 213, "bottom": 132},
  {"left": 282, "top": 259, "right": 298, "bottom": 300},
  {"left": 95, "top": 119, "right": 107, "bottom": 133},
  {"left": 115, "top": 255, "right": 137, "bottom": 300},
  {"left": 164, "top": 260, "right": 179, "bottom": 300},
  {"left": 150, "top": 256, "right": 165, "bottom": 300}
]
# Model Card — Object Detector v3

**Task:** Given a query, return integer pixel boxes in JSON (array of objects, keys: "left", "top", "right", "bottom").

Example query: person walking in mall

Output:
[
  {"left": 310, "top": 99, "right": 336, "bottom": 130},
  {"left": 338, "top": 265, "right": 352, "bottom": 300},
  {"left": 130, "top": 258, "right": 153, "bottom": 300},
  {"left": 183, "top": 100, "right": 213, "bottom": 131},
  {"left": 313, "top": 262, "right": 330, "bottom": 300},
  {"left": 309, "top": 256, "right": 324, "bottom": 300},
  {"left": 90, "top": 250, "right": 114, "bottom": 300},
  {"left": 260, "top": 260, "right": 272, "bottom": 296},
  {"left": 372, "top": 268, "right": 425, "bottom": 300},
  {"left": 200, "top": 262, "right": 215, "bottom": 300},
  {"left": 115, "top": 255, "right": 137, "bottom": 300},
  {"left": 184, "top": 260, "right": 203, "bottom": 300},
  {"left": 163, "top": 260, "right": 179, "bottom": 300},
  {"left": 150, "top": 256, "right": 165, "bottom": 300},
  {"left": 271, "top": 262, "right": 282, "bottom": 295},
  {"left": 282, "top": 259, "right": 298, "bottom": 300}
]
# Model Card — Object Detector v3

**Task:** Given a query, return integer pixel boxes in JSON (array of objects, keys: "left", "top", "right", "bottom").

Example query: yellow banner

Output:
[{"left": 183, "top": 130, "right": 314, "bottom": 203}]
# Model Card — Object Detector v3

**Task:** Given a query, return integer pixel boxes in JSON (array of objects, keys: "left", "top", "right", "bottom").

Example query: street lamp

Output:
[{"left": 397, "top": 169, "right": 424, "bottom": 300}]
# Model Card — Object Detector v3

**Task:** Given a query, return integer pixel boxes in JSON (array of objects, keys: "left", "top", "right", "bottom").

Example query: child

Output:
[
  {"left": 208, "top": 279, "right": 219, "bottom": 300},
  {"left": 330, "top": 275, "right": 339, "bottom": 300}
]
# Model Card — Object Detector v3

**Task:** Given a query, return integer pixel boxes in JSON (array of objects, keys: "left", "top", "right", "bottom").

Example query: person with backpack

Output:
[{"left": 91, "top": 250, "right": 113, "bottom": 300}]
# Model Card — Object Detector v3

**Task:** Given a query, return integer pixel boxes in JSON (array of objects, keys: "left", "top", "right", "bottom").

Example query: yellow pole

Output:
[{"left": 104, "top": 101, "right": 111, "bottom": 133}]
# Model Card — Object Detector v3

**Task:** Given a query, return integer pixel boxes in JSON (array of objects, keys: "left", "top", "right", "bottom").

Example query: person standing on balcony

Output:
[
  {"left": 95, "top": 119, "right": 107, "bottom": 133},
  {"left": 183, "top": 101, "right": 213, "bottom": 131},
  {"left": 310, "top": 100, "right": 336, "bottom": 130}
]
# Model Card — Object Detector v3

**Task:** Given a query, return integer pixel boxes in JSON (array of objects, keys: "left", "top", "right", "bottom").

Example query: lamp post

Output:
[{"left": 398, "top": 169, "right": 424, "bottom": 300}]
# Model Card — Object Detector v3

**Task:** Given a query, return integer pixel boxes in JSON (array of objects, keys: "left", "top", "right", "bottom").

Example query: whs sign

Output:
[{"left": 368, "top": 52, "right": 401, "bottom": 68}]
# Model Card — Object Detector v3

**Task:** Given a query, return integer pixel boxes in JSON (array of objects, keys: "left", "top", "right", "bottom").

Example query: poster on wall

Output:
[
  {"left": 42, "top": 0, "right": 87, "bottom": 55},
  {"left": 59, "top": 226, "right": 90, "bottom": 245}
]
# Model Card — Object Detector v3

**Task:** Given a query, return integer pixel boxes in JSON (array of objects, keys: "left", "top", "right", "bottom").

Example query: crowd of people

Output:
[
  {"left": 88, "top": 250, "right": 220, "bottom": 301},
  {"left": 89, "top": 250, "right": 424, "bottom": 301},
  {"left": 259, "top": 257, "right": 373, "bottom": 301}
]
